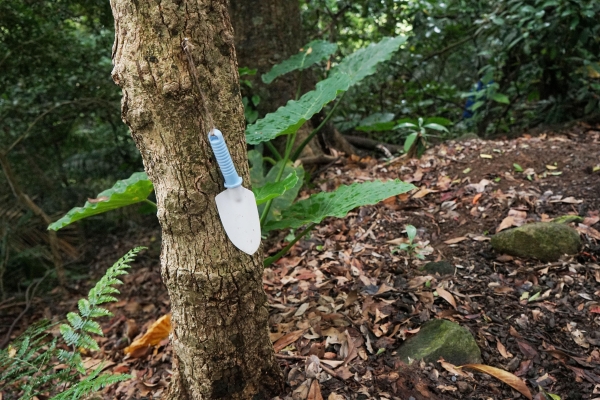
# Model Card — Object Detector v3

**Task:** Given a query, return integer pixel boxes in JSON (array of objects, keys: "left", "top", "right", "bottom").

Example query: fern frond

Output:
[
  {"left": 51, "top": 365, "right": 131, "bottom": 400},
  {"left": 1, "top": 247, "right": 145, "bottom": 400}
]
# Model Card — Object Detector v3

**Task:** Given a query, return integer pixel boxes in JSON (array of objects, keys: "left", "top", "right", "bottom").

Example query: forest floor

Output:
[{"left": 3, "top": 122, "right": 600, "bottom": 399}]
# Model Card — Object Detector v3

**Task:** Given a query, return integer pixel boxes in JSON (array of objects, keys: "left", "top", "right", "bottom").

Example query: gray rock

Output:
[
  {"left": 420, "top": 261, "right": 454, "bottom": 275},
  {"left": 491, "top": 222, "right": 581, "bottom": 262},
  {"left": 396, "top": 319, "right": 481, "bottom": 365}
]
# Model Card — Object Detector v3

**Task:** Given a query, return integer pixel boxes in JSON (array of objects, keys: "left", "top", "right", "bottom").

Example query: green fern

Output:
[{"left": 0, "top": 247, "right": 145, "bottom": 400}]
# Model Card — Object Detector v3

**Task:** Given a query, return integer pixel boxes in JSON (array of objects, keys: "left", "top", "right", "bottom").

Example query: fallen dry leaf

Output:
[
  {"left": 497, "top": 340, "right": 513, "bottom": 359},
  {"left": 496, "top": 209, "right": 527, "bottom": 232},
  {"left": 517, "top": 341, "right": 539, "bottom": 359},
  {"left": 124, "top": 314, "right": 172, "bottom": 355},
  {"left": 307, "top": 379, "right": 323, "bottom": 400},
  {"left": 435, "top": 287, "right": 457, "bottom": 309},
  {"left": 466, "top": 179, "right": 491, "bottom": 193},
  {"left": 509, "top": 326, "right": 523, "bottom": 338},
  {"left": 461, "top": 364, "right": 532, "bottom": 399},
  {"left": 444, "top": 236, "right": 467, "bottom": 244},
  {"left": 570, "top": 328, "right": 590, "bottom": 349},
  {"left": 273, "top": 330, "right": 306, "bottom": 353},
  {"left": 438, "top": 359, "right": 469, "bottom": 377},
  {"left": 334, "top": 365, "right": 353, "bottom": 380},
  {"left": 412, "top": 187, "right": 439, "bottom": 199}
]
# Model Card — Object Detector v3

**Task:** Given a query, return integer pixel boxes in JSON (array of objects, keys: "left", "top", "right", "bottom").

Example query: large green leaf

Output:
[
  {"left": 262, "top": 40, "right": 338, "bottom": 84},
  {"left": 248, "top": 150, "right": 305, "bottom": 223},
  {"left": 247, "top": 36, "right": 407, "bottom": 145},
  {"left": 262, "top": 180, "right": 415, "bottom": 232},
  {"left": 48, "top": 172, "right": 154, "bottom": 231},
  {"left": 253, "top": 171, "right": 299, "bottom": 205}
]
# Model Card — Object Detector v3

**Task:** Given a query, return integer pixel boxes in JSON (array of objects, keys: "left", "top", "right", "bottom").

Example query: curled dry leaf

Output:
[
  {"left": 461, "top": 364, "right": 532, "bottom": 400},
  {"left": 435, "top": 287, "right": 457, "bottom": 309},
  {"left": 124, "top": 314, "right": 172, "bottom": 355},
  {"left": 497, "top": 340, "right": 513, "bottom": 359}
]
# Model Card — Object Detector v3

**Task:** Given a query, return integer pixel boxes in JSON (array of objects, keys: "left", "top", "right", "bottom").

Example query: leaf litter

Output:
[{"left": 2, "top": 123, "right": 600, "bottom": 399}]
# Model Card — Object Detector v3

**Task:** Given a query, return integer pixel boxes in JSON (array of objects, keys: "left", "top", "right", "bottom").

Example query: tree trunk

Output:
[
  {"left": 109, "top": 1, "right": 283, "bottom": 399},
  {"left": 230, "top": 0, "right": 354, "bottom": 159}
]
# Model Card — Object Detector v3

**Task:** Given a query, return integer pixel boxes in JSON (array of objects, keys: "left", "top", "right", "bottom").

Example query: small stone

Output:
[
  {"left": 420, "top": 261, "right": 455, "bottom": 275},
  {"left": 491, "top": 222, "right": 581, "bottom": 262},
  {"left": 396, "top": 319, "right": 481, "bottom": 365}
]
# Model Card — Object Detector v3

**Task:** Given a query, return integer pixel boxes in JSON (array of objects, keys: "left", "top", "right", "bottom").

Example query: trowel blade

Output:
[{"left": 215, "top": 186, "right": 261, "bottom": 255}]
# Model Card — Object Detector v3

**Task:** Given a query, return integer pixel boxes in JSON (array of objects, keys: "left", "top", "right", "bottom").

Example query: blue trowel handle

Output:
[{"left": 208, "top": 129, "right": 243, "bottom": 189}]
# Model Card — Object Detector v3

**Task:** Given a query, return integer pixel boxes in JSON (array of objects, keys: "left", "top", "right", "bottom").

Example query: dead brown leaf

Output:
[
  {"left": 517, "top": 341, "right": 539, "bottom": 359},
  {"left": 124, "top": 314, "right": 172, "bottom": 355},
  {"left": 496, "top": 209, "right": 527, "bottom": 233},
  {"left": 435, "top": 287, "right": 457, "bottom": 309},
  {"left": 307, "top": 379, "right": 323, "bottom": 400},
  {"left": 412, "top": 187, "right": 438, "bottom": 199},
  {"left": 273, "top": 330, "right": 306, "bottom": 353},
  {"left": 461, "top": 364, "right": 532, "bottom": 399},
  {"left": 497, "top": 340, "right": 512, "bottom": 359},
  {"left": 509, "top": 326, "right": 523, "bottom": 339},
  {"left": 334, "top": 365, "right": 353, "bottom": 380},
  {"left": 438, "top": 358, "right": 469, "bottom": 377},
  {"left": 444, "top": 236, "right": 467, "bottom": 244}
]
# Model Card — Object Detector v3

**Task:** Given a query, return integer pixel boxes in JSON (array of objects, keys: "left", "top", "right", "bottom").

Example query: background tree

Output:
[
  {"left": 109, "top": 0, "right": 282, "bottom": 398},
  {"left": 230, "top": 0, "right": 354, "bottom": 159},
  {"left": 0, "top": 0, "right": 139, "bottom": 289}
]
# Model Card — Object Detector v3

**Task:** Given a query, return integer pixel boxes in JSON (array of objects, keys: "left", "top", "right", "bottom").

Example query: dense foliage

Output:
[
  {"left": 1, "top": 0, "right": 598, "bottom": 286},
  {"left": 302, "top": 0, "right": 600, "bottom": 136},
  {"left": 0, "top": 0, "right": 143, "bottom": 287}
]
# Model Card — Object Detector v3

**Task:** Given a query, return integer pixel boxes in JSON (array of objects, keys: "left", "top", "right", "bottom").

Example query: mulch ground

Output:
[{"left": 2, "top": 122, "right": 600, "bottom": 399}]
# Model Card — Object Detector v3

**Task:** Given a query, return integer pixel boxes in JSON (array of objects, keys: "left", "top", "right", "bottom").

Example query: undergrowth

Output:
[{"left": 0, "top": 247, "right": 145, "bottom": 399}]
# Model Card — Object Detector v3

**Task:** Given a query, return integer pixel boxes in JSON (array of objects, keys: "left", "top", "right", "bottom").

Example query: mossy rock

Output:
[
  {"left": 396, "top": 319, "right": 481, "bottom": 365},
  {"left": 491, "top": 222, "right": 581, "bottom": 262},
  {"left": 420, "top": 261, "right": 454, "bottom": 275}
]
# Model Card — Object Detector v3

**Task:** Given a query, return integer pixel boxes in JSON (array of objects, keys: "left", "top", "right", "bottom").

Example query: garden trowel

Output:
[{"left": 208, "top": 129, "right": 261, "bottom": 255}]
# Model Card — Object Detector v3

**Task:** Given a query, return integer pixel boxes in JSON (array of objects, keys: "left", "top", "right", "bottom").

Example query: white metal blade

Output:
[{"left": 215, "top": 186, "right": 261, "bottom": 255}]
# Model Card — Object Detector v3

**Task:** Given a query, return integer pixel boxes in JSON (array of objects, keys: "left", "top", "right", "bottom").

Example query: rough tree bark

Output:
[{"left": 110, "top": 1, "right": 283, "bottom": 399}]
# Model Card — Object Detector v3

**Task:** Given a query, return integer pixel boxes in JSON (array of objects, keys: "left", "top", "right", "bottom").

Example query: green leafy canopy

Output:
[
  {"left": 263, "top": 180, "right": 416, "bottom": 232},
  {"left": 48, "top": 172, "right": 154, "bottom": 231},
  {"left": 262, "top": 40, "right": 338, "bottom": 84},
  {"left": 246, "top": 36, "right": 408, "bottom": 145}
]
